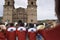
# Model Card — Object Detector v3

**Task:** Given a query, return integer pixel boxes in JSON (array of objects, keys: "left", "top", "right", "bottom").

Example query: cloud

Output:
[
  {"left": 37, "top": 0, "right": 57, "bottom": 20},
  {"left": 0, "top": 0, "right": 4, "bottom": 16},
  {"left": 0, "top": 0, "right": 57, "bottom": 20},
  {"left": 15, "top": 0, "right": 27, "bottom": 8}
]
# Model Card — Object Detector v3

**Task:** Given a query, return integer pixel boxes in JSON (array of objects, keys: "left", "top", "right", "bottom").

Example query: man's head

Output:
[
  {"left": 10, "top": 23, "right": 14, "bottom": 27},
  {"left": 19, "top": 23, "right": 24, "bottom": 27},
  {"left": 18, "top": 20, "right": 22, "bottom": 24},
  {"left": 29, "top": 23, "right": 34, "bottom": 28}
]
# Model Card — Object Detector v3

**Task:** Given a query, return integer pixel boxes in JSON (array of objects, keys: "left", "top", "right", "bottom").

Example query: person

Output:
[
  {"left": 37, "top": 23, "right": 45, "bottom": 40},
  {"left": 38, "top": 24, "right": 60, "bottom": 40},
  {"left": 6, "top": 23, "right": 16, "bottom": 40},
  {"left": 0, "top": 22, "right": 6, "bottom": 40},
  {"left": 38, "top": 23, "right": 60, "bottom": 40},
  {"left": 28, "top": 24, "right": 37, "bottom": 40},
  {"left": 17, "top": 23, "right": 27, "bottom": 40}
]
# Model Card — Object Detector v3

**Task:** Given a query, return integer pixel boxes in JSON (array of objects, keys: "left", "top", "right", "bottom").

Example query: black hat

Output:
[
  {"left": 19, "top": 23, "right": 24, "bottom": 26},
  {"left": 18, "top": 20, "right": 22, "bottom": 24},
  {"left": 29, "top": 23, "right": 34, "bottom": 28}
]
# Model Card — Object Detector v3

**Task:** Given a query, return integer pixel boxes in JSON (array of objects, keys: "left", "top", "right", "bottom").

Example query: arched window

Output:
[
  {"left": 8, "top": 2, "right": 10, "bottom": 6},
  {"left": 31, "top": 2, "right": 33, "bottom": 5},
  {"left": 31, "top": 19, "right": 33, "bottom": 22}
]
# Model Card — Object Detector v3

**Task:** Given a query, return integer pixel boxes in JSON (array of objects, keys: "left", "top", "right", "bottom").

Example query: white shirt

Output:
[
  {"left": 7, "top": 27, "right": 16, "bottom": 31},
  {"left": 17, "top": 27, "right": 26, "bottom": 31},
  {"left": 28, "top": 28, "right": 36, "bottom": 32}
]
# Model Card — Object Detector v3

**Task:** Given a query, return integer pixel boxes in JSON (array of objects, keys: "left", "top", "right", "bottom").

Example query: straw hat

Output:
[{"left": 37, "top": 25, "right": 45, "bottom": 30}]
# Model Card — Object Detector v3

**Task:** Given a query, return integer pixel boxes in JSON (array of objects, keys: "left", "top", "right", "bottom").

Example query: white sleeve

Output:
[
  {"left": 28, "top": 28, "right": 36, "bottom": 32},
  {"left": 17, "top": 27, "right": 26, "bottom": 31},
  {"left": 7, "top": 27, "right": 16, "bottom": 31}
]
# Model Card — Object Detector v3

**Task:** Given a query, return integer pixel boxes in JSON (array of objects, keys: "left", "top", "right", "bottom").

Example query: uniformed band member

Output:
[
  {"left": 17, "top": 23, "right": 27, "bottom": 40},
  {"left": 6, "top": 23, "right": 16, "bottom": 40},
  {"left": 28, "top": 24, "right": 37, "bottom": 40},
  {"left": 37, "top": 23, "right": 45, "bottom": 40}
]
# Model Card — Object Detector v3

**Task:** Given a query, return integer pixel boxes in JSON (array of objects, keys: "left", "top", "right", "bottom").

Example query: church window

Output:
[
  {"left": 31, "top": 19, "right": 33, "bottom": 22},
  {"left": 31, "top": 2, "right": 33, "bottom": 5},
  {"left": 8, "top": 2, "right": 10, "bottom": 6}
]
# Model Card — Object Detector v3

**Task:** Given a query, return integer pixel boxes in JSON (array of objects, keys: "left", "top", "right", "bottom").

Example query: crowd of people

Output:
[{"left": 0, "top": 20, "right": 59, "bottom": 40}]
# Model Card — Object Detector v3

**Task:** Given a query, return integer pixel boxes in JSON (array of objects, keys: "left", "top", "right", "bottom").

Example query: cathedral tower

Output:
[
  {"left": 27, "top": 0, "right": 37, "bottom": 23},
  {"left": 3, "top": 0, "right": 15, "bottom": 23}
]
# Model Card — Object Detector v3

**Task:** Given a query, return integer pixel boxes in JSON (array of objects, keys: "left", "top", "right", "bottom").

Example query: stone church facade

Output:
[{"left": 3, "top": 0, "right": 37, "bottom": 23}]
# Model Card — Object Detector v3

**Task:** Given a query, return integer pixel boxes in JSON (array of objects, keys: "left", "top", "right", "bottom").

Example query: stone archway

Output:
[{"left": 55, "top": 0, "right": 60, "bottom": 22}]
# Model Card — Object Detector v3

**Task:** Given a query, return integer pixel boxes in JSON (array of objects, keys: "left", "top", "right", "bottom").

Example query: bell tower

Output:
[
  {"left": 5, "top": 0, "right": 14, "bottom": 6},
  {"left": 27, "top": 0, "right": 37, "bottom": 23},
  {"left": 3, "top": 0, "right": 15, "bottom": 23}
]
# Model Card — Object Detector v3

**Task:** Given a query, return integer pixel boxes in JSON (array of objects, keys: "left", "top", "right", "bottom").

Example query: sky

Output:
[{"left": 0, "top": 0, "right": 57, "bottom": 20}]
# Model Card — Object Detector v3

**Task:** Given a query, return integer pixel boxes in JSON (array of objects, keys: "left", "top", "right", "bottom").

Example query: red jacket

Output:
[
  {"left": 17, "top": 27, "right": 26, "bottom": 40},
  {"left": 0, "top": 32, "right": 6, "bottom": 40},
  {"left": 28, "top": 28, "right": 37, "bottom": 40},
  {"left": 38, "top": 24, "right": 60, "bottom": 40}
]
